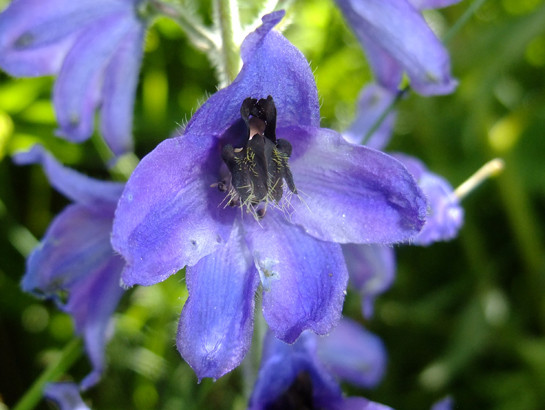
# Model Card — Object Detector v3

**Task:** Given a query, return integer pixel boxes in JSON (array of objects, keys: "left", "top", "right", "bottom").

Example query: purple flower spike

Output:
[
  {"left": 0, "top": 0, "right": 148, "bottom": 155},
  {"left": 394, "top": 153, "right": 464, "bottom": 246},
  {"left": 335, "top": 0, "right": 458, "bottom": 96},
  {"left": 249, "top": 327, "right": 392, "bottom": 410},
  {"left": 44, "top": 382, "right": 90, "bottom": 410},
  {"left": 112, "top": 11, "right": 426, "bottom": 380},
  {"left": 15, "top": 146, "right": 125, "bottom": 389}
]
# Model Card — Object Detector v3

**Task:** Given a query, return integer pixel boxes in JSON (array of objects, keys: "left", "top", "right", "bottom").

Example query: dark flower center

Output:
[
  {"left": 217, "top": 96, "right": 297, "bottom": 218},
  {"left": 265, "top": 372, "right": 317, "bottom": 410}
]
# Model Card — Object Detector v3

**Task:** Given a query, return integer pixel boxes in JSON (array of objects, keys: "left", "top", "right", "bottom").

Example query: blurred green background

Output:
[{"left": 1, "top": 0, "right": 545, "bottom": 409}]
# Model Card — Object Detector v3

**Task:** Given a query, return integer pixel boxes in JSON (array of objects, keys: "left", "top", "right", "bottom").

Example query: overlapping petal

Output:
[
  {"left": 285, "top": 126, "right": 427, "bottom": 245},
  {"left": 393, "top": 153, "right": 463, "bottom": 245},
  {"left": 0, "top": 0, "right": 146, "bottom": 155},
  {"left": 316, "top": 318, "right": 386, "bottom": 387},
  {"left": 335, "top": 0, "right": 457, "bottom": 95},
  {"left": 244, "top": 213, "right": 348, "bottom": 343},
  {"left": 176, "top": 223, "right": 259, "bottom": 381},
  {"left": 249, "top": 331, "right": 342, "bottom": 410},
  {"left": 185, "top": 10, "right": 320, "bottom": 138},
  {"left": 343, "top": 83, "right": 397, "bottom": 150},
  {"left": 0, "top": 0, "right": 126, "bottom": 76},
  {"left": 112, "top": 134, "right": 235, "bottom": 287},
  {"left": 342, "top": 244, "right": 396, "bottom": 318}
]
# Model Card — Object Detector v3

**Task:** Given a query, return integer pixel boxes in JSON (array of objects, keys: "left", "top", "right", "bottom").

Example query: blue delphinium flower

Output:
[
  {"left": 15, "top": 145, "right": 125, "bottom": 389},
  {"left": 334, "top": 0, "right": 459, "bottom": 96},
  {"left": 112, "top": 10, "right": 427, "bottom": 381},
  {"left": 44, "top": 382, "right": 90, "bottom": 410},
  {"left": 0, "top": 0, "right": 149, "bottom": 155},
  {"left": 249, "top": 319, "right": 390, "bottom": 410}
]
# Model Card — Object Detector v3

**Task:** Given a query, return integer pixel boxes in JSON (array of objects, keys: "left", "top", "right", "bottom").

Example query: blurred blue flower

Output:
[
  {"left": 334, "top": 0, "right": 459, "bottom": 96},
  {"left": 249, "top": 319, "right": 390, "bottom": 410},
  {"left": 15, "top": 146, "right": 125, "bottom": 390},
  {"left": 0, "top": 0, "right": 149, "bottom": 155},
  {"left": 44, "top": 382, "right": 90, "bottom": 410},
  {"left": 112, "top": 11, "right": 427, "bottom": 381}
]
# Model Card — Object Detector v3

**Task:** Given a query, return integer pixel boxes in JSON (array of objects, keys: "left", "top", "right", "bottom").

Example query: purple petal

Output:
[
  {"left": 99, "top": 21, "right": 146, "bottom": 155},
  {"left": 393, "top": 154, "right": 463, "bottom": 245},
  {"left": 335, "top": 0, "right": 457, "bottom": 95},
  {"left": 112, "top": 134, "right": 235, "bottom": 287},
  {"left": 285, "top": 126, "right": 427, "bottom": 244},
  {"left": 316, "top": 318, "right": 386, "bottom": 387},
  {"left": 54, "top": 12, "right": 135, "bottom": 142},
  {"left": 249, "top": 331, "right": 342, "bottom": 410},
  {"left": 44, "top": 382, "right": 90, "bottom": 410},
  {"left": 343, "top": 84, "right": 397, "bottom": 150},
  {"left": 342, "top": 397, "right": 395, "bottom": 410},
  {"left": 409, "top": 0, "right": 462, "bottom": 10},
  {"left": 22, "top": 204, "right": 115, "bottom": 296},
  {"left": 21, "top": 202, "right": 124, "bottom": 389},
  {"left": 343, "top": 244, "right": 396, "bottom": 318},
  {"left": 185, "top": 10, "right": 320, "bottom": 138},
  {"left": 244, "top": 212, "right": 348, "bottom": 343},
  {"left": 0, "top": 0, "right": 127, "bottom": 77},
  {"left": 13, "top": 145, "right": 124, "bottom": 209},
  {"left": 431, "top": 396, "right": 454, "bottom": 410},
  {"left": 66, "top": 252, "right": 125, "bottom": 390},
  {"left": 176, "top": 223, "right": 259, "bottom": 381}
]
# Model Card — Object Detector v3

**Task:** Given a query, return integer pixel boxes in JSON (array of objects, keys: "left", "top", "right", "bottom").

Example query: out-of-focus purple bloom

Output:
[
  {"left": 343, "top": 244, "right": 396, "bottom": 318},
  {"left": 334, "top": 0, "right": 458, "bottom": 96},
  {"left": 249, "top": 320, "right": 390, "bottom": 410},
  {"left": 410, "top": 0, "right": 461, "bottom": 10},
  {"left": 112, "top": 11, "right": 427, "bottom": 381},
  {"left": 44, "top": 383, "right": 90, "bottom": 410},
  {"left": 343, "top": 84, "right": 397, "bottom": 149},
  {"left": 431, "top": 396, "right": 454, "bottom": 410},
  {"left": 0, "top": 0, "right": 148, "bottom": 155},
  {"left": 15, "top": 145, "right": 125, "bottom": 389},
  {"left": 394, "top": 153, "right": 463, "bottom": 245}
]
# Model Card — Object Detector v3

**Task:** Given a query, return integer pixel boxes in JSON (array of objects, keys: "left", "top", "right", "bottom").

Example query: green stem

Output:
[
  {"left": 13, "top": 338, "right": 83, "bottom": 410},
  {"left": 442, "top": 0, "right": 489, "bottom": 44},
  {"left": 148, "top": 0, "right": 218, "bottom": 51},
  {"left": 216, "top": 0, "right": 242, "bottom": 86},
  {"left": 362, "top": 87, "right": 408, "bottom": 145}
]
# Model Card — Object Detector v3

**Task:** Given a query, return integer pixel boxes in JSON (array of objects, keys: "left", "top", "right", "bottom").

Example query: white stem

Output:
[{"left": 454, "top": 158, "right": 505, "bottom": 200}]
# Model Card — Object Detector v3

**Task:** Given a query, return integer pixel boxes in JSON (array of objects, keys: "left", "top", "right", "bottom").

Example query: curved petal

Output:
[
  {"left": 343, "top": 244, "right": 396, "bottom": 318},
  {"left": 357, "top": 33, "right": 403, "bottom": 92},
  {"left": 0, "top": 0, "right": 127, "bottom": 76},
  {"left": 21, "top": 204, "right": 116, "bottom": 296},
  {"left": 44, "top": 382, "right": 90, "bottom": 410},
  {"left": 343, "top": 83, "right": 397, "bottom": 150},
  {"left": 316, "top": 318, "right": 386, "bottom": 387},
  {"left": 335, "top": 0, "right": 457, "bottom": 95},
  {"left": 67, "top": 254, "right": 125, "bottom": 390},
  {"left": 54, "top": 12, "right": 134, "bottom": 142},
  {"left": 393, "top": 153, "right": 463, "bottom": 245},
  {"left": 13, "top": 145, "right": 123, "bottom": 208},
  {"left": 185, "top": 10, "right": 320, "bottom": 138},
  {"left": 249, "top": 331, "right": 342, "bottom": 410},
  {"left": 99, "top": 21, "right": 146, "bottom": 155},
  {"left": 112, "top": 134, "right": 236, "bottom": 287},
  {"left": 176, "top": 223, "right": 259, "bottom": 381},
  {"left": 286, "top": 126, "right": 427, "bottom": 244},
  {"left": 244, "top": 212, "right": 348, "bottom": 343}
]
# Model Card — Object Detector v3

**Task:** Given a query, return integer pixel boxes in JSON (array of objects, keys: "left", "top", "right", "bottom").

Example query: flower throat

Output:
[{"left": 217, "top": 96, "right": 297, "bottom": 218}]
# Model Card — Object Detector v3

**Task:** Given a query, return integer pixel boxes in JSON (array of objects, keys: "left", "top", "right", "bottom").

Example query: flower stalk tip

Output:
[{"left": 454, "top": 158, "right": 505, "bottom": 200}]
